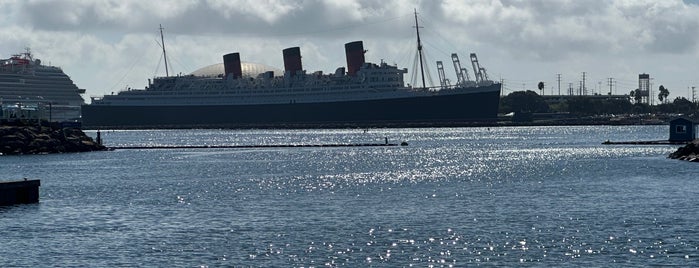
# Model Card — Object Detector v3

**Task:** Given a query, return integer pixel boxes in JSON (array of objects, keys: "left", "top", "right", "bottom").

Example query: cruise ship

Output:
[
  {"left": 0, "top": 49, "right": 85, "bottom": 122},
  {"left": 82, "top": 15, "right": 501, "bottom": 129}
]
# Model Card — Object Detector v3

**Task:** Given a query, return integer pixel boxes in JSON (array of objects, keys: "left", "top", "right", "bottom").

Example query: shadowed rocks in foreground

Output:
[
  {"left": 0, "top": 122, "right": 106, "bottom": 155},
  {"left": 668, "top": 140, "right": 699, "bottom": 162}
]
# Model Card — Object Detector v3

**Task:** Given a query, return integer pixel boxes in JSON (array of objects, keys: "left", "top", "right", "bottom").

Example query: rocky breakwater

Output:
[
  {"left": 668, "top": 140, "right": 699, "bottom": 162},
  {"left": 0, "top": 122, "right": 106, "bottom": 155}
]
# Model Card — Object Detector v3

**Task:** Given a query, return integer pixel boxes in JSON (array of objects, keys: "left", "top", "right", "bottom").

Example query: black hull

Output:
[{"left": 82, "top": 86, "right": 501, "bottom": 129}]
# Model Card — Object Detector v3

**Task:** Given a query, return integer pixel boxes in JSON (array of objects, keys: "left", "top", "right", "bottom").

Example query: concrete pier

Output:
[{"left": 0, "top": 179, "right": 40, "bottom": 206}]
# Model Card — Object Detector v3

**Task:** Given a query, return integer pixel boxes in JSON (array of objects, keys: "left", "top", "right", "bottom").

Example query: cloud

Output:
[
  {"left": 207, "top": 0, "right": 300, "bottom": 24},
  {"left": 14, "top": 0, "right": 419, "bottom": 37},
  {"left": 2, "top": 0, "right": 699, "bottom": 100},
  {"left": 439, "top": 0, "right": 699, "bottom": 61}
]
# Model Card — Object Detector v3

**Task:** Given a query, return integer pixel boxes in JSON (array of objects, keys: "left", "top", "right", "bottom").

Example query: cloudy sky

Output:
[{"left": 1, "top": 0, "right": 698, "bottom": 103}]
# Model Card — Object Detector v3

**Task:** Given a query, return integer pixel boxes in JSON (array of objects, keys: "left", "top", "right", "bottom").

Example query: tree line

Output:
[{"left": 500, "top": 90, "right": 698, "bottom": 117}]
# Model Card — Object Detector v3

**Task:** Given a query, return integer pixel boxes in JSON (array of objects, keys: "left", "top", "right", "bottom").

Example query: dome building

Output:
[{"left": 190, "top": 62, "right": 282, "bottom": 78}]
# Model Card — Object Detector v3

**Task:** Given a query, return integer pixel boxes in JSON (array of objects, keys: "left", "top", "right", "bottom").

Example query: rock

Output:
[
  {"left": 668, "top": 139, "right": 699, "bottom": 162},
  {"left": 0, "top": 121, "right": 106, "bottom": 155}
]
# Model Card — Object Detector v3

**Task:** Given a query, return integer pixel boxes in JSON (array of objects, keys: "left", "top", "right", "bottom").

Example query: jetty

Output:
[
  {"left": 0, "top": 179, "right": 40, "bottom": 206},
  {"left": 0, "top": 121, "right": 105, "bottom": 155},
  {"left": 669, "top": 140, "right": 699, "bottom": 162}
]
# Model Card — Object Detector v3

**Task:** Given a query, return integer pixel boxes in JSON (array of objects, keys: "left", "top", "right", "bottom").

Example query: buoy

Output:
[{"left": 400, "top": 141, "right": 408, "bottom": 146}]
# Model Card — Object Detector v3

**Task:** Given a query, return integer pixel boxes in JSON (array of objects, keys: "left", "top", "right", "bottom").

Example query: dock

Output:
[
  {"left": 603, "top": 117, "right": 697, "bottom": 146},
  {"left": 111, "top": 142, "right": 407, "bottom": 150},
  {"left": 0, "top": 179, "right": 40, "bottom": 206}
]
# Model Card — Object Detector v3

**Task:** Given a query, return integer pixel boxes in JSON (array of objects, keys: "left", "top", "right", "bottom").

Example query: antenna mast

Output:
[
  {"left": 160, "top": 24, "right": 169, "bottom": 77},
  {"left": 414, "top": 9, "right": 426, "bottom": 89}
]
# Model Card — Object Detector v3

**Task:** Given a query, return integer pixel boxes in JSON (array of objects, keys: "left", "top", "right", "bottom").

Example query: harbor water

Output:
[{"left": 1, "top": 126, "right": 697, "bottom": 266}]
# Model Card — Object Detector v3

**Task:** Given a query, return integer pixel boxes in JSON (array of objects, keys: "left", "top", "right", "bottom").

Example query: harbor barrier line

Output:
[
  {"left": 111, "top": 143, "right": 401, "bottom": 150},
  {"left": 602, "top": 140, "right": 690, "bottom": 145}
]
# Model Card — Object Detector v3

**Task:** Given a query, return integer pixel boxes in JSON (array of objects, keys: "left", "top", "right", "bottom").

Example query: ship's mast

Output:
[
  {"left": 159, "top": 24, "right": 169, "bottom": 77},
  {"left": 414, "top": 9, "right": 426, "bottom": 89},
  {"left": 23, "top": 47, "right": 33, "bottom": 61}
]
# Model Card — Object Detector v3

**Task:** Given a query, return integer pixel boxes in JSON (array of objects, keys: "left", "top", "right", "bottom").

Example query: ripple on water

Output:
[{"left": 1, "top": 126, "right": 697, "bottom": 266}]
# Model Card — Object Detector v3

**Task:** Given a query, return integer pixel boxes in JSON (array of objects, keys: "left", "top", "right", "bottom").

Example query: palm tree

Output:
[
  {"left": 658, "top": 85, "right": 670, "bottom": 104},
  {"left": 631, "top": 89, "right": 643, "bottom": 103}
]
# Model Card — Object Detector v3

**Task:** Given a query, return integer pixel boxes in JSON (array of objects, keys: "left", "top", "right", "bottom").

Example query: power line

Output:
[
  {"left": 556, "top": 73, "right": 561, "bottom": 95},
  {"left": 582, "top": 72, "right": 586, "bottom": 95}
]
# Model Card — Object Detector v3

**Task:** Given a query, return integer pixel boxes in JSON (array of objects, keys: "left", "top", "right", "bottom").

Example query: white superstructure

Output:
[{"left": 91, "top": 60, "right": 495, "bottom": 108}]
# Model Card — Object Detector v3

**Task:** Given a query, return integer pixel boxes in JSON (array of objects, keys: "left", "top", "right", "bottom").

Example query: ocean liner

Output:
[
  {"left": 0, "top": 49, "right": 85, "bottom": 122},
  {"left": 82, "top": 14, "right": 501, "bottom": 129}
]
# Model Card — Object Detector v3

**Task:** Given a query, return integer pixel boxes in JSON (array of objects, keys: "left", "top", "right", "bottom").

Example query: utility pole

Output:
[
  {"left": 579, "top": 81, "right": 583, "bottom": 95},
  {"left": 568, "top": 83, "right": 573, "bottom": 96},
  {"left": 608, "top": 78, "right": 613, "bottom": 95},
  {"left": 500, "top": 79, "right": 505, "bottom": 96},
  {"left": 556, "top": 73, "right": 561, "bottom": 95},
  {"left": 650, "top": 78, "right": 654, "bottom": 105},
  {"left": 693, "top": 86, "right": 697, "bottom": 103},
  {"left": 582, "top": 72, "right": 586, "bottom": 95}
]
